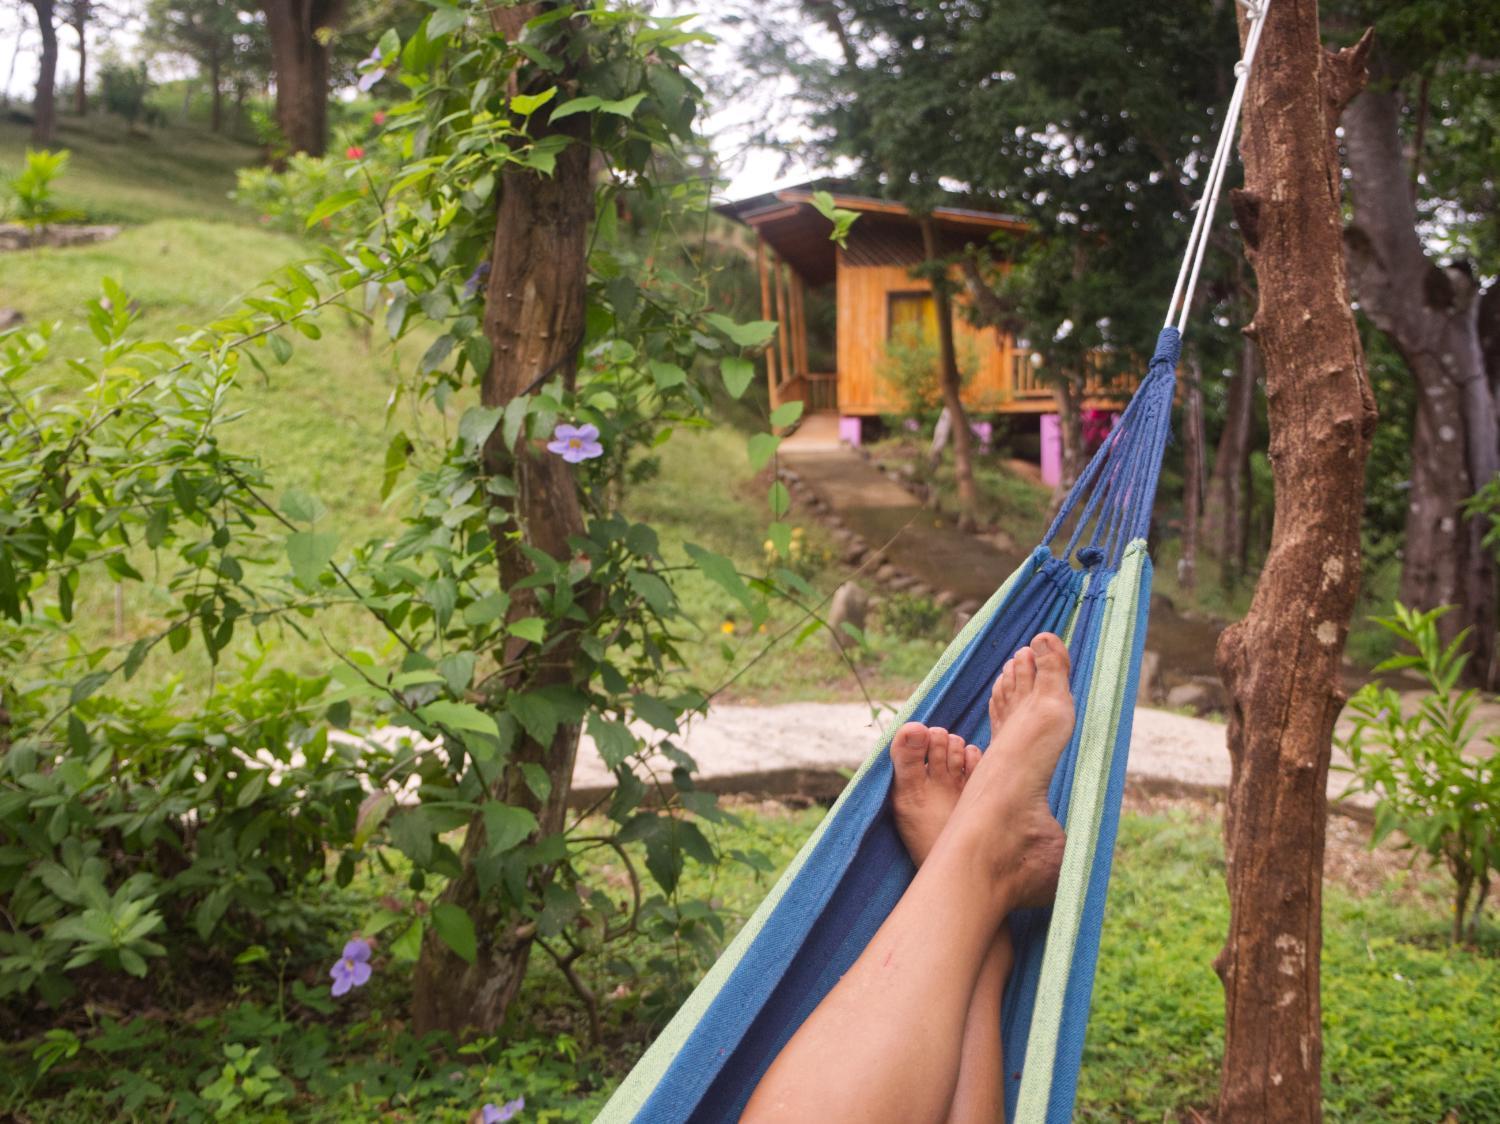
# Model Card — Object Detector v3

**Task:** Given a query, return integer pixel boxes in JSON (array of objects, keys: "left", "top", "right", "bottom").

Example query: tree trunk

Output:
[
  {"left": 410, "top": 4, "right": 595, "bottom": 1039},
  {"left": 210, "top": 55, "right": 223, "bottom": 133},
  {"left": 70, "top": 11, "right": 85, "bottom": 117},
  {"left": 1204, "top": 288, "right": 1261, "bottom": 584},
  {"left": 261, "top": 0, "right": 342, "bottom": 157},
  {"left": 1342, "top": 62, "right": 1499, "bottom": 688},
  {"left": 1213, "top": 5, "right": 1375, "bottom": 1120},
  {"left": 919, "top": 217, "right": 979, "bottom": 531},
  {"left": 29, "top": 0, "right": 58, "bottom": 146}
]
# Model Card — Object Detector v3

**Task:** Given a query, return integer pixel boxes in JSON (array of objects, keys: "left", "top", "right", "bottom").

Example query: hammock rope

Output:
[{"left": 600, "top": 4, "right": 1270, "bottom": 1120}]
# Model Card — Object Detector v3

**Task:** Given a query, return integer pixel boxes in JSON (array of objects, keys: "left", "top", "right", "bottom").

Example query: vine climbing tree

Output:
[{"left": 1213, "top": 1, "right": 1376, "bottom": 1119}]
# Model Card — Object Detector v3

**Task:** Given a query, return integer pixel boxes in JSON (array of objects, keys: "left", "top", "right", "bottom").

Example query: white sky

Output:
[{"left": 0, "top": 2, "right": 828, "bottom": 201}]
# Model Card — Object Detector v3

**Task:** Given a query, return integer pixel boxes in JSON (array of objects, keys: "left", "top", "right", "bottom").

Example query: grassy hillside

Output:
[{"left": 0, "top": 119, "right": 938, "bottom": 706}]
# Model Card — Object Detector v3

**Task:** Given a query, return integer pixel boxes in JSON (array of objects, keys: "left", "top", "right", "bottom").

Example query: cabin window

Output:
[{"left": 887, "top": 291, "right": 938, "bottom": 343}]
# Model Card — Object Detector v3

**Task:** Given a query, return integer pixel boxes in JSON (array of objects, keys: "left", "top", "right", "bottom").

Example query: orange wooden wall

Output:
[{"left": 834, "top": 257, "right": 1017, "bottom": 417}]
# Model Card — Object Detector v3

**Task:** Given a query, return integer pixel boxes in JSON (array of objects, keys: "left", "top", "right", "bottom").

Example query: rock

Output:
[
  {"left": 827, "top": 582, "right": 869, "bottom": 651},
  {"left": 908, "top": 582, "right": 934, "bottom": 601},
  {"left": 1136, "top": 650, "right": 1161, "bottom": 705},
  {"left": 887, "top": 574, "right": 917, "bottom": 593},
  {"left": 934, "top": 589, "right": 957, "bottom": 609},
  {"left": 1165, "top": 678, "right": 1226, "bottom": 716},
  {"left": 955, "top": 598, "right": 982, "bottom": 617},
  {"left": 842, "top": 540, "right": 868, "bottom": 565},
  {"left": 875, "top": 564, "right": 898, "bottom": 584},
  {"left": 0, "top": 309, "right": 22, "bottom": 331},
  {"left": 979, "top": 529, "right": 1017, "bottom": 554}
]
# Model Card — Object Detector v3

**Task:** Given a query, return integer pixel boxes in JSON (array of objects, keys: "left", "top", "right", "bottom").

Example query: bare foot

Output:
[
  {"left": 945, "top": 632, "right": 1075, "bottom": 909},
  {"left": 890, "top": 722, "right": 981, "bottom": 865}
]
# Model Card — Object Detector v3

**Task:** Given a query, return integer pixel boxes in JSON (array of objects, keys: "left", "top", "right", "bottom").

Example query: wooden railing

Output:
[
  {"left": 1010, "top": 350, "right": 1141, "bottom": 401},
  {"left": 804, "top": 372, "right": 838, "bottom": 413}
]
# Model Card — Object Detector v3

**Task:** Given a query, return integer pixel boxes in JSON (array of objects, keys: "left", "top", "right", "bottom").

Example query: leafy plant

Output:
[
  {"left": 100, "top": 58, "right": 152, "bottom": 128},
  {"left": 1335, "top": 602, "right": 1499, "bottom": 942},
  {"left": 879, "top": 592, "right": 946, "bottom": 641},
  {"left": 2, "top": 148, "right": 84, "bottom": 228},
  {"left": 199, "top": 1043, "right": 289, "bottom": 1118},
  {"left": 876, "top": 322, "right": 977, "bottom": 421}
]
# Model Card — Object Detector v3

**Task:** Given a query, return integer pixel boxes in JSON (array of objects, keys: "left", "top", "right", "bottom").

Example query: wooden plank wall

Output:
[{"left": 835, "top": 258, "right": 1015, "bottom": 416}]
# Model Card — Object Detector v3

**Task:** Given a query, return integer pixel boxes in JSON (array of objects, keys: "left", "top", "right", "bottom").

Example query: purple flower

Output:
[
  {"left": 463, "top": 261, "right": 491, "bottom": 299},
  {"left": 902, "top": 418, "right": 920, "bottom": 432},
  {"left": 330, "top": 938, "right": 372, "bottom": 996},
  {"left": 357, "top": 48, "right": 386, "bottom": 92},
  {"left": 546, "top": 423, "right": 603, "bottom": 463},
  {"left": 483, "top": 1098, "right": 525, "bottom": 1123}
]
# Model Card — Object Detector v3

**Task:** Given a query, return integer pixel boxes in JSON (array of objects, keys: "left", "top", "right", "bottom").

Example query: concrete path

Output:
[{"left": 571, "top": 701, "right": 1375, "bottom": 812}]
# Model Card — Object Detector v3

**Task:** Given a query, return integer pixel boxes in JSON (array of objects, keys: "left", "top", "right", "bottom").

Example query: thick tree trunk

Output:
[
  {"left": 410, "top": 5, "right": 595, "bottom": 1039},
  {"left": 30, "top": 0, "right": 58, "bottom": 145},
  {"left": 1053, "top": 375, "right": 1085, "bottom": 503},
  {"left": 919, "top": 218, "right": 979, "bottom": 531},
  {"left": 1204, "top": 291, "right": 1261, "bottom": 583},
  {"left": 1213, "top": 5, "right": 1375, "bottom": 1120},
  {"left": 1343, "top": 66, "right": 1499, "bottom": 687},
  {"left": 261, "top": 0, "right": 341, "bottom": 156},
  {"left": 70, "top": 12, "right": 85, "bottom": 116}
]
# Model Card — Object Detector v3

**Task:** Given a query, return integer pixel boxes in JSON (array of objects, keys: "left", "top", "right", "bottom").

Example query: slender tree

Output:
[
  {"left": 1213, "top": 2, "right": 1375, "bottom": 1118},
  {"left": 28, "top": 0, "right": 59, "bottom": 144},
  {"left": 147, "top": 0, "right": 256, "bottom": 133}
]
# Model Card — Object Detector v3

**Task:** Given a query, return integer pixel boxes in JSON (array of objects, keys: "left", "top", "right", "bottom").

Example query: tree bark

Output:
[
  {"left": 29, "top": 0, "right": 59, "bottom": 145},
  {"left": 919, "top": 217, "right": 979, "bottom": 531},
  {"left": 1213, "top": 5, "right": 1375, "bottom": 1120},
  {"left": 69, "top": 5, "right": 85, "bottom": 117},
  {"left": 1204, "top": 288, "right": 1261, "bottom": 584},
  {"left": 210, "top": 53, "right": 223, "bottom": 133},
  {"left": 261, "top": 0, "right": 342, "bottom": 157},
  {"left": 410, "top": 3, "right": 595, "bottom": 1039},
  {"left": 1342, "top": 60, "right": 1499, "bottom": 687}
]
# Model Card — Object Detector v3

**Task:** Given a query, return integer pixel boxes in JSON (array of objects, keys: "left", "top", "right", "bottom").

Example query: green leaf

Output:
[
  {"left": 508, "top": 692, "right": 559, "bottom": 745},
  {"left": 417, "top": 701, "right": 499, "bottom": 738},
  {"left": 388, "top": 807, "right": 433, "bottom": 866},
  {"left": 355, "top": 793, "right": 396, "bottom": 848},
  {"left": 511, "top": 88, "right": 557, "bottom": 115},
  {"left": 390, "top": 919, "right": 423, "bottom": 961},
  {"left": 747, "top": 433, "right": 781, "bottom": 472},
  {"left": 768, "top": 480, "right": 791, "bottom": 517},
  {"left": 419, "top": 334, "right": 455, "bottom": 375},
  {"left": 648, "top": 360, "right": 687, "bottom": 389},
  {"left": 706, "top": 313, "right": 778, "bottom": 348},
  {"left": 627, "top": 570, "right": 674, "bottom": 614},
  {"left": 684, "top": 543, "right": 752, "bottom": 608},
  {"left": 458, "top": 406, "right": 503, "bottom": 450},
  {"left": 381, "top": 433, "right": 411, "bottom": 501},
  {"left": 550, "top": 94, "right": 603, "bottom": 121},
  {"left": 599, "top": 92, "right": 647, "bottom": 117},
  {"left": 720, "top": 355, "right": 755, "bottom": 398},
  {"left": 770, "top": 400, "right": 804, "bottom": 428},
  {"left": 481, "top": 802, "right": 538, "bottom": 855},
  {"left": 508, "top": 617, "right": 546, "bottom": 644},
  {"left": 285, "top": 531, "right": 338, "bottom": 587},
  {"left": 304, "top": 188, "right": 362, "bottom": 229},
  {"left": 430, "top": 903, "right": 477, "bottom": 964},
  {"left": 587, "top": 713, "right": 638, "bottom": 769},
  {"left": 426, "top": 5, "right": 466, "bottom": 38}
]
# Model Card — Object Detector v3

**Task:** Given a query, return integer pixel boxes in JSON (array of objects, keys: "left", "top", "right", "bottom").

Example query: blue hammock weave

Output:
[{"left": 599, "top": 328, "right": 1182, "bottom": 1123}]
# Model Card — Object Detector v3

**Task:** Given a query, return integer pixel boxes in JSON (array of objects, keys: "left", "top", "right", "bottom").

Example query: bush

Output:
[
  {"left": 1, "top": 148, "right": 83, "bottom": 227},
  {"left": 878, "top": 592, "right": 945, "bottom": 641},
  {"left": 100, "top": 59, "right": 152, "bottom": 128},
  {"left": 876, "top": 323, "right": 977, "bottom": 421},
  {"left": 1335, "top": 602, "right": 1499, "bottom": 942}
]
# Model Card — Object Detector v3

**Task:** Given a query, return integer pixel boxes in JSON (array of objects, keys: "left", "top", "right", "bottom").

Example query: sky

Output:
[{"left": 0, "top": 1, "right": 835, "bottom": 201}]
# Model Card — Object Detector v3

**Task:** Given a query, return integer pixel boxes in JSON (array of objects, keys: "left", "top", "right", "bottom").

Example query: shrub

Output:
[
  {"left": 878, "top": 592, "right": 945, "bottom": 641},
  {"left": 2, "top": 148, "right": 83, "bottom": 228},
  {"left": 876, "top": 323, "right": 977, "bottom": 422},
  {"left": 100, "top": 59, "right": 152, "bottom": 128},
  {"left": 1335, "top": 602, "right": 1499, "bottom": 942}
]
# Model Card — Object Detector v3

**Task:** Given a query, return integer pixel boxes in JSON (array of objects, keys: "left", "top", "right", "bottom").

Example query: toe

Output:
[
  {"left": 1014, "top": 646, "right": 1037, "bottom": 696},
  {"left": 964, "top": 744, "right": 982, "bottom": 776},
  {"left": 891, "top": 723, "right": 930, "bottom": 782},
  {"left": 926, "top": 727, "right": 951, "bottom": 779},
  {"left": 1032, "top": 632, "right": 1072, "bottom": 690},
  {"left": 945, "top": 733, "right": 966, "bottom": 786}
]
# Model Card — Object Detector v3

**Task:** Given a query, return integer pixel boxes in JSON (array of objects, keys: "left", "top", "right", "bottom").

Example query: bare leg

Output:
[{"left": 743, "top": 635, "right": 1073, "bottom": 1124}]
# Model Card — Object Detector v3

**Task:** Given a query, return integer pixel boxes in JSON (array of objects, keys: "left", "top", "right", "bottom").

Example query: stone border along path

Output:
[{"left": 569, "top": 700, "right": 1377, "bottom": 817}]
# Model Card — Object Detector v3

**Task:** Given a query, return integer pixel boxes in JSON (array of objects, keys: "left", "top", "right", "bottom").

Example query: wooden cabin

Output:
[{"left": 717, "top": 184, "right": 1136, "bottom": 444}]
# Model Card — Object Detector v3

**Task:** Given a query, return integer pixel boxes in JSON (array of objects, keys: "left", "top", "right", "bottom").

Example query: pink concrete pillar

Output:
[
  {"left": 1040, "top": 413, "right": 1062, "bottom": 487},
  {"left": 839, "top": 416, "right": 864, "bottom": 446}
]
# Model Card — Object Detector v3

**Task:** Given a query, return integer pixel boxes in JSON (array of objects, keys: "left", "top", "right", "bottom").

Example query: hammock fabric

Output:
[{"left": 598, "top": 328, "right": 1183, "bottom": 1124}]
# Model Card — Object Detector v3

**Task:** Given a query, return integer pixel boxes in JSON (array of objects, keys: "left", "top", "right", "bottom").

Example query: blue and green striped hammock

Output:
[
  {"left": 598, "top": 5, "right": 1270, "bottom": 1116},
  {"left": 598, "top": 328, "right": 1178, "bottom": 1124}
]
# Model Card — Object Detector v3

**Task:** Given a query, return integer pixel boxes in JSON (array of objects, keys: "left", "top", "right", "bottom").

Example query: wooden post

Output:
[
  {"left": 1212, "top": 3, "right": 1375, "bottom": 1119},
  {"left": 757, "top": 237, "right": 779, "bottom": 411},
  {"left": 775, "top": 262, "right": 794, "bottom": 392},
  {"left": 791, "top": 272, "right": 810, "bottom": 382}
]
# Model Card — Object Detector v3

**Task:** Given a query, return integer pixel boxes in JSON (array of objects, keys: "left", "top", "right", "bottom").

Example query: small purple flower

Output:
[
  {"left": 357, "top": 48, "right": 387, "bottom": 92},
  {"left": 330, "top": 938, "right": 372, "bottom": 996},
  {"left": 547, "top": 423, "right": 603, "bottom": 463},
  {"left": 482, "top": 1098, "right": 525, "bottom": 1123},
  {"left": 463, "top": 260, "right": 491, "bottom": 299},
  {"left": 903, "top": 418, "right": 921, "bottom": 432}
]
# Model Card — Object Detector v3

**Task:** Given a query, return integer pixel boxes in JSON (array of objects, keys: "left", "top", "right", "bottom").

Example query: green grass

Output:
[
  {"left": 0, "top": 113, "right": 261, "bottom": 225},
  {"left": 8, "top": 802, "right": 1495, "bottom": 1121}
]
